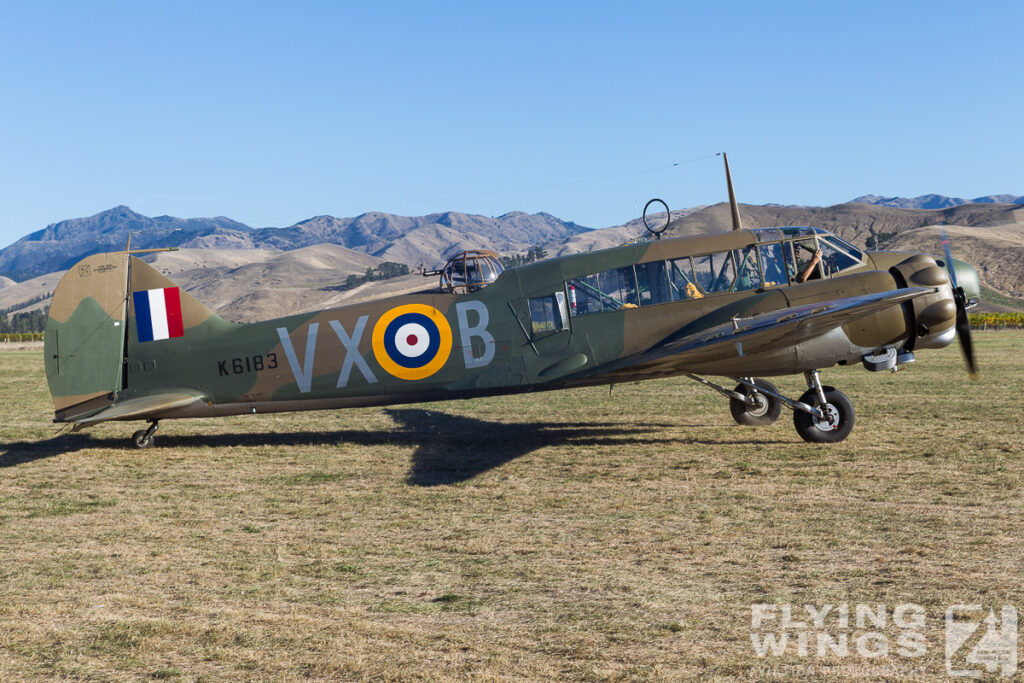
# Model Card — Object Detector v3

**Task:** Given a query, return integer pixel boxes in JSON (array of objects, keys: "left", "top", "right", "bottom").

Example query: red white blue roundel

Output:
[{"left": 372, "top": 304, "right": 453, "bottom": 380}]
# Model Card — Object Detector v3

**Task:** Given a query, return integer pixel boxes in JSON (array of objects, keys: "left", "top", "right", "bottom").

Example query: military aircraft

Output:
[{"left": 43, "top": 157, "right": 980, "bottom": 447}]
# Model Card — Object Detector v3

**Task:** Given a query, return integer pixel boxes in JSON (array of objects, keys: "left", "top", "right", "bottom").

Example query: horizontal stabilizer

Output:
[{"left": 71, "top": 391, "right": 207, "bottom": 427}]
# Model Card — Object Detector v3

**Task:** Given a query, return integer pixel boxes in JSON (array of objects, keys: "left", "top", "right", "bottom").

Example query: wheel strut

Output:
[
  {"left": 687, "top": 373, "right": 825, "bottom": 419},
  {"left": 804, "top": 370, "right": 828, "bottom": 406},
  {"left": 734, "top": 376, "right": 824, "bottom": 419}
]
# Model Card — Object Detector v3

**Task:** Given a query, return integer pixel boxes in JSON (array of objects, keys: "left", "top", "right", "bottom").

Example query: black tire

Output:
[
  {"left": 730, "top": 379, "right": 782, "bottom": 426},
  {"left": 793, "top": 386, "right": 855, "bottom": 443},
  {"left": 131, "top": 429, "right": 154, "bottom": 449}
]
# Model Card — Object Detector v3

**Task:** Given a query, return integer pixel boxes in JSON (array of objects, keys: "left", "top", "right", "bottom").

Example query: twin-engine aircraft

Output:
[{"left": 44, "top": 164, "right": 980, "bottom": 447}]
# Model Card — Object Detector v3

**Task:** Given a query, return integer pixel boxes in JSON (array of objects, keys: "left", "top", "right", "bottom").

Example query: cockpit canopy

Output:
[
  {"left": 750, "top": 227, "right": 865, "bottom": 280},
  {"left": 439, "top": 250, "right": 505, "bottom": 293}
]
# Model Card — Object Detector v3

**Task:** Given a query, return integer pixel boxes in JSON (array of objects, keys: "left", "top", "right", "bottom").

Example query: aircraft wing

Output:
[
  {"left": 71, "top": 390, "right": 207, "bottom": 427},
  {"left": 632, "top": 286, "right": 935, "bottom": 369}
]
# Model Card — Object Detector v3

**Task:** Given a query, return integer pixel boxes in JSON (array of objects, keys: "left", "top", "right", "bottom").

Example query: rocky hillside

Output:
[
  {"left": 0, "top": 207, "right": 590, "bottom": 278},
  {"left": 0, "top": 206, "right": 251, "bottom": 276},
  {"left": 665, "top": 201, "right": 1020, "bottom": 243},
  {"left": 145, "top": 244, "right": 387, "bottom": 321}
]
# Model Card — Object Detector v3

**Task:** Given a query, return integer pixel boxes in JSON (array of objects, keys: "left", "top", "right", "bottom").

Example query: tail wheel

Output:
[
  {"left": 730, "top": 379, "right": 782, "bottom": 426},
  {"left": 793, "top": 386, "right": 855, "bottom": 443}
]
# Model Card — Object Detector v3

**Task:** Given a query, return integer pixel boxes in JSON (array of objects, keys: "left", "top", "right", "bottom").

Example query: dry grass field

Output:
[{"left": 1, "top": 333, "right": 1023, "bottom": 681}]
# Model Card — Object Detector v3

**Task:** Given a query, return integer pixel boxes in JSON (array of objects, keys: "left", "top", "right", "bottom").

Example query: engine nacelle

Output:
[{"left": 889, "top": 255, "right": 956, "bottom": 351}]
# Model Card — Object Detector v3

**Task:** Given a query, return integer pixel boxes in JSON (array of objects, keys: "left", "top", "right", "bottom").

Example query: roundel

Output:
[{"left": 371, "top": 304, "right": 453, "bottom": 380}]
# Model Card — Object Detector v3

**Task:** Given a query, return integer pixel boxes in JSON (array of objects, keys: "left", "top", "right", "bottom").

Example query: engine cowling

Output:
[{"left": 889, "top": 255, "right": 957, "bottom": 350}]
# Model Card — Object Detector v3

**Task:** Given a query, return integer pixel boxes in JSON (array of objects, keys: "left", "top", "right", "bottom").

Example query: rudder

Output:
[{"left": 45, "top": 253, "right": 131, "bottom": 419}]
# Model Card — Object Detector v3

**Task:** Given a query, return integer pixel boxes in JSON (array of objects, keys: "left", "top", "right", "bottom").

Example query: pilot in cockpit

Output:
[{"left": 792, "top": 241, "right": 823, "bottom": 283}]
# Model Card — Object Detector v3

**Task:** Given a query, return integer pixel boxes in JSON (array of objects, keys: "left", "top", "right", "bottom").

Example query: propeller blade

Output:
[
  {"left": 942, "top": 230, "right": 978, "bottom": 380},
  {"left": 941, "top": 229, "right": 959, "bottom": 290},
  {"left": 954, "top": 290, "right": 979, "bottom": 380}
]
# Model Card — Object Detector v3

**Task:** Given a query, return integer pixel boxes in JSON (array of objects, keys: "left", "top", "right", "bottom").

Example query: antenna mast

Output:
[{"left": 722, "top": 152, "right": 743, "bottom": 231}]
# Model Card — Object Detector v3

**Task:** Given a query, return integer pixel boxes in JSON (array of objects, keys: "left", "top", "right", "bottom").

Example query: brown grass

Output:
[{"left": 1, "top": 333, "right": 1023, "bottom": 681}]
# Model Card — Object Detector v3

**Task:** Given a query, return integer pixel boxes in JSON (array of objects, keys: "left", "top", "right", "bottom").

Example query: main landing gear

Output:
[
  {"left": 687, "top": 370, "right": 855, "bottom": 443},
  {"left": 131, "top": 420, "right": 159, "bottom": 449},
  {"left": 728, "top": 378, "right": 782, "bottom": 426}
]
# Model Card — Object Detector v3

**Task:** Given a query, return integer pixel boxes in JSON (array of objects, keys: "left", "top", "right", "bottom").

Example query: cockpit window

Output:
[
  {"left": 779, "top": 227, "right": 816, "bottom": 239},
  {"left": 753, "top": 228, "right": 785, "bottom": 243},
  {"left": 636, "top": 260, "right": 673, "bottom": 305},
  {"left": 818, "top": 237, "right": 862, "bottom": 276},
  {"left": 823, "top": 235, "right": 864, "bottom": 261},
  {"left": 732, "top": 246, "right": 761, "bottom": 291},
  {"left": 567, "top": 266, "right": 638, "bottom": 315},
  {"left": 759, "top": 242, "right": 787, "bottom": 287},
  {"left": 791, "top": 239, "right": 822, "bottom": 282},
  {"left": 668, "top": 257, "right": 703, "bottom": 300},
  {"left": 529, "top": 292, "right": 569, "bottom": 335},
  {"left": 693, "top": 251, "right": 736, "bottom": 293}
]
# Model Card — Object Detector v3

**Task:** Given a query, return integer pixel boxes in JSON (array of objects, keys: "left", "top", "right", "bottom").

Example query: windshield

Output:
[
  {"left": 750, "top": 227, "right": 865, "bottom": 284},
  {"left": 818, "top": 237, "right": 863, "bottom": 276}
]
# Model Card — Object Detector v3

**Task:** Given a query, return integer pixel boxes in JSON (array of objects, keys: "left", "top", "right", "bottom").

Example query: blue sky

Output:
[{"left": 1, "top": 1, "right": 1021, "bottom": 248}]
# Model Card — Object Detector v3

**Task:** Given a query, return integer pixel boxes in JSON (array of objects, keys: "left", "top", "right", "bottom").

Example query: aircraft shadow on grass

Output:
[{"left": 0, "top": 408, "right": 789, "bottom": 484}]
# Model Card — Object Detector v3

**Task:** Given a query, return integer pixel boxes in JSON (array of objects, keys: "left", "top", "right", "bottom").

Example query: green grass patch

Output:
[{"left": 27, "top": 498, "right": 117, "bottom": 518}]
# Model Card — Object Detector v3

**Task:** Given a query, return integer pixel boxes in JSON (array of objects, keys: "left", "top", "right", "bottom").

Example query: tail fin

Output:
[
  {"left": 126, "top": 255, "right": 217, "bottom": 341},
  {"left": 45, "top": 253, "right": 218, "bottom": 422}
]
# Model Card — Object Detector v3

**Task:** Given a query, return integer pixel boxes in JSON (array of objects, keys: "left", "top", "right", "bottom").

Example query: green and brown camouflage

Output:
[{"left": 44, "top": 224, "right": 981, "bottom": 445}]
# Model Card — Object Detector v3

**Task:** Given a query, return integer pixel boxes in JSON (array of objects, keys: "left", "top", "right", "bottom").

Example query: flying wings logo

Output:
[
  {"left": 133, "top": 287, "right": 185, "bottom": 342},
  {"left": 946, "top": 605, "right": 1017, "bottom": 677},
  {"left": 372, "top": 304, "right": 453, "bottom": 380}
]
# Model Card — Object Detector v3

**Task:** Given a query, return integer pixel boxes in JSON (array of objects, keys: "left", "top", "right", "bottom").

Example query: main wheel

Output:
[
  {"left": 131, "top": 429, "right": 155, "bottom": 449},
  {"left": 730, "top": 379, "right": 782, "bottom": 426},
  {"left": 793, "top": 386, "right": 854, "bottom": 443}
]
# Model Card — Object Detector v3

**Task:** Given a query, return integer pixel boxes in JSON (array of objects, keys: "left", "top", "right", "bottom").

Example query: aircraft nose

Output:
[{"left": 950, "top": 258, "right": 980, "bottom": 304}]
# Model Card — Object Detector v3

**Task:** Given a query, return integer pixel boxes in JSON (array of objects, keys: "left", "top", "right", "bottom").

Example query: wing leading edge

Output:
[{"left": 627, "top": 286, "right": 935, "bottom": 370}]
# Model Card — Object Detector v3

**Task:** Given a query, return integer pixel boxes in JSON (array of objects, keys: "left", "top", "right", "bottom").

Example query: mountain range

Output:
[
  {"left": 1, "top": 194, "right": 1022, "bottom": 321},
  {"left": 852, "top": 194, "right": 1024, "bottom": 210},
  {"left": 0, "top": 206, "right": 590, "bottom": 278}
]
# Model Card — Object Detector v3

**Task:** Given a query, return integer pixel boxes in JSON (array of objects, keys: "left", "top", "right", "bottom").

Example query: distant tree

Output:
[
  {"left": 499, "top": 246, "right": 548, "bottom": 268},
  {"left": 337, "top": 263, "right": 413, "bottom": 291},
  {"left": 0, "top": 291, "right": 51, "bottom": 316},
  {"left": 377, "top": 262, "right": 410, "bottom": 279},
  {"left": 0, "top": 310, "right": 46, "bottom": 334}
]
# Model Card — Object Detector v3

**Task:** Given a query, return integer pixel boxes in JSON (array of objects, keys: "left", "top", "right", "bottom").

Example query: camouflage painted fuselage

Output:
[{"left": 44, "top": 228, "right": 979, "bottom": 426}]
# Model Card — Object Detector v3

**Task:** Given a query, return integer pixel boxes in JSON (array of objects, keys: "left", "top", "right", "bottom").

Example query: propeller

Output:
[{"left": 941, "top": 230, "right": 978, "bottom": 380}]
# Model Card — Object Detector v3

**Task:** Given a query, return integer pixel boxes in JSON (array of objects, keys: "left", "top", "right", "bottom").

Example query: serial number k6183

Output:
[{"left": 218, "top": 353, "right": 278, "bottom": 376}]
